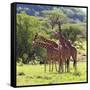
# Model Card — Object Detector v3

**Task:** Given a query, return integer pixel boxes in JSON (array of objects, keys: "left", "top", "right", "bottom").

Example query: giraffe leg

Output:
[
  {"left": 44, "top": 60, "right": 46, "bottom": 72},
  {"left": 49, "top": 60, "right": 51, "bottom": 72},
  {"left": 61, "top": 61, "right": 64, "bottom": 73},
  {"left": 75, "top": 53, "right": 77, "bottom": 73},
  {"left": 52, "top": 60, "right": 54, "bottom": 72},
  {"left": 67, "top": 59, "right": 70, "bottom": 72},
  {"left": 61, "top": 58, "right": 63, "bottom": 72},
  {"left": 73, "top": 54, "right": 77, "bottom": 73},
  {"left": 58, "top": 59, "right": 61, "bottom": 73},
  {"left": 55, "top": 61, "right": 57, "bottom": 72},
  {"left": 72, "top": 47, "right": 77, "bottom": 73},
  {"left": 65, "top": 59, "right": 67, "bottom": 72}
]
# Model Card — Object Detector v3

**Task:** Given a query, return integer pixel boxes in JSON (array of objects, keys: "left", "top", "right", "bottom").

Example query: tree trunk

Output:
[{"left": 58, "top": 23, "right": 61, "bottom": 32}]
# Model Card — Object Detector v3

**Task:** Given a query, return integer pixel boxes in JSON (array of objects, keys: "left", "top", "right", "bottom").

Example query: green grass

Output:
[{"left": 16, "top": 61, "right": 87, "bottom": 86}]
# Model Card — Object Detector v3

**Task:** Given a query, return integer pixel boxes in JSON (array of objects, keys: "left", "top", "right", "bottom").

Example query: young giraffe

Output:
[
  {"left": 32, "top": 34, "right": 61, "bottom": 72},
  {"left": 35, "top": 34, "right": 66, "bottom": 73},
  {"left": 36, "top": 35, "right": 60, "bottom": 72},
  {"left": 33, "top": 33, "right": 59, "bottom": 71}
]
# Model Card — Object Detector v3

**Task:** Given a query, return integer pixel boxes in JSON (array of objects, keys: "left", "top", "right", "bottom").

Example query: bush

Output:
[{"left": 17, "top": 58, "right": 23, "bottom": 66}]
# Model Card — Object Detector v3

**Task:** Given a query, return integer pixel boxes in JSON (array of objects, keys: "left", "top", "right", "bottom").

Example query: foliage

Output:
[
  {"left": 16, "top": 14, "right": 40, "bottom": 63},
  {"left": 17, "top": 5, "right": 86, "bottom": 22},
  {"left": 61, "top": 23, "right": 86, "bottom": 44},
  {"left": 42, "top": 9, "right": 68, "bottom": 30}
]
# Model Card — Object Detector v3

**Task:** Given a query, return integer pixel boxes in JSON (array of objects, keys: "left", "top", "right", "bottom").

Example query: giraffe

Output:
[
  {"left": 33, "top": 33, "right": 59, "bottom": 72},
  {"left": 35, "top": 34, "right": 67, "bottom": 73},
  {"left": 32, "top": 34, "right": 61, "bottom": 72},
  {"left": 63, "top": 36, "right": 77, "bottom": 72},
  {"left": 53, "top": 31, "right": 77, "bottom": 72},
  {"left": 36, "top": 35, "right": 58, "bottom": 48},
  {"left": 48, "top": 15, "right": 77, "bottom": 72}
]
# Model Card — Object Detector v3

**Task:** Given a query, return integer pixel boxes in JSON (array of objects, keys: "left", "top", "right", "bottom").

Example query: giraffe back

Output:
[{"left": 38, "top": 35, "right": 58, "bottom": 48}]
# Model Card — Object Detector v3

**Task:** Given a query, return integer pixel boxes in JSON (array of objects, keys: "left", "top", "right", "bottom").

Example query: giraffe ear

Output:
[
  {"left": 33, "top": 33, "right": 38, "bottom": 40},
  {"left": 35, "top": 33, "right": 38, "bottom": 38},
  {"left": 36, "top": 33, "right": 38, "bottom": 36}
]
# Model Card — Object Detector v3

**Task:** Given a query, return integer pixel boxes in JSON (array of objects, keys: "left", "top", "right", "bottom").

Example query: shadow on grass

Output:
[
  {"left": 18, "top": 72, "right": 25, "bottom": 76},
  {"left": 35, "top": 75, "right": 52, "bottom": 80}
]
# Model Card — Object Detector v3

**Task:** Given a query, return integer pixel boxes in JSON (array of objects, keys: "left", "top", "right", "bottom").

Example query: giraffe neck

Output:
[
  {"left": 38, "top": 36, "right": 58, "bottom": 48},
  {"left": 58, "top": 32, "right": 67, "bottom": 46},
  {"left": 58, "top": 33, "right": 72, "bottom": 48},
  {"left": 36, "top": 41, "right": 51, "bottom": 49}
]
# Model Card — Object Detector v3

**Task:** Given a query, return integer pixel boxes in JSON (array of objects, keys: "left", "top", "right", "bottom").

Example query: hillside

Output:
[{"left": 16, "top": 4, "right": 86, "bottom": 23}]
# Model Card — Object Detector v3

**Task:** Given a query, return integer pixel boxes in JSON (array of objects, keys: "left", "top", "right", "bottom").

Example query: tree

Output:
[
  {"left": 62, "top": 23, "right": 85, "bottom": 44},
  {"left": 42, "top": 8, "right": 68, "bottom": 32},
  {"left": 16, "top": 13, "right": 40, "bottom": 63}
]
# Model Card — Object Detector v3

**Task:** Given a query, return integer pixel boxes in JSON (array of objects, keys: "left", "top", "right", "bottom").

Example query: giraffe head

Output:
[
  {"left": 52, "top": 30, "right": 61, "bottom": 39},
  {"left": 32, "top": 33, "right": 39, "bottom": 47},
  {"left": 32, "top": 33, "right": 45, "bottom": 47}
]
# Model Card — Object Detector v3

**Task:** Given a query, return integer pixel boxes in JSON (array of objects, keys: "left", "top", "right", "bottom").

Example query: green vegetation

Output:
[
  {"left": 17, "top": 61, "right": 87, "bottom": 86},
  {"left": 16, "top": 13, "right": 86, "bottom": 64},
  {"left": 16, "top": 4, "right": 87, "bottom": 86}
]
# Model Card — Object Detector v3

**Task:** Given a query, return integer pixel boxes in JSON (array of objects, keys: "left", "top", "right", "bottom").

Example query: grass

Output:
[{"left": 16, "top": 61, "right": 87, "bottom": 86}]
